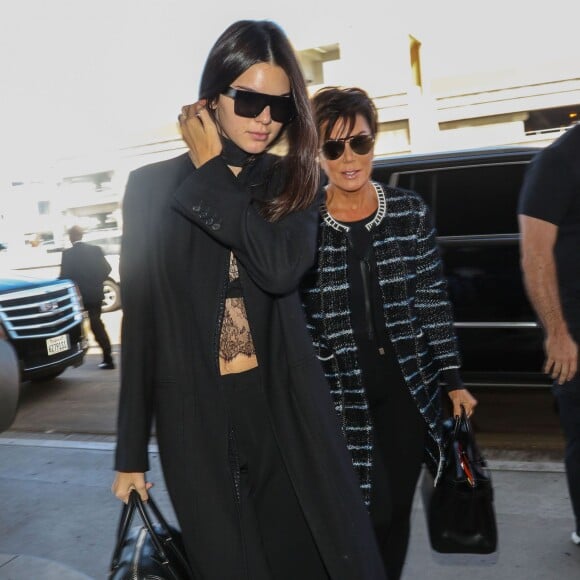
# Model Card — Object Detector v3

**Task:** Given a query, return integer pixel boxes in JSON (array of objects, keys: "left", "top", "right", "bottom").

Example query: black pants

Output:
[
  {"left": 85, "top": 302, "right": 112, "bottom": 362},
  {"left": 222, "top": 368, "right": 329, "bottom": 580},
  {"left": 363, "top": 348, "right": 426, "bottom": 580},
  {"left": 552, "top": 326, "right": 580, "bottom": 533}
]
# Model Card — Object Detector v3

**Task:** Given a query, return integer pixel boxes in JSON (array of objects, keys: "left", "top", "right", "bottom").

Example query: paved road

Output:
[{"left": 0, "top": 435, "right": 578, "bottom": 579}]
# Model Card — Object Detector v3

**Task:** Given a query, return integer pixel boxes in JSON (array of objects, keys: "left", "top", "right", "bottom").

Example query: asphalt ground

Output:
[{"left": 0, "top": 433, "right": 578, "bottom": 579}]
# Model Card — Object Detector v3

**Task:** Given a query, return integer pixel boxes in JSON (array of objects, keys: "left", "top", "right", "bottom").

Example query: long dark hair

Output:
[
  {"left": 311, "top": 86, "right": 378, "bottom": 143},
  {"left": 199, "top": 20, "right": 319, "bottom": 221}
]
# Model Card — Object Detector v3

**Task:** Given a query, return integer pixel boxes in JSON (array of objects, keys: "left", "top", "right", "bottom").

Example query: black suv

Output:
[
  {"left": 0, "top": 273, "right": 87, "bottom": 381},
  {"left": 372, "top": 145, "right": 550, "bottom": 388}
]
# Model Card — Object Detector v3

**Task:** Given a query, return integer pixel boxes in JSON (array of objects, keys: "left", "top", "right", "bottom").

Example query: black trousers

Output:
[
  {"left": 363, "top": 347, "right": 426, "bottom": 580},
  {"left": 85, "top": 302, "right": 112, "bottom": 362},
  {"left": 552, "top": 325, "right": 580, "bottom": 534},
  {"left": 221, "top": 368, "right": 329, "bottom": 580}
]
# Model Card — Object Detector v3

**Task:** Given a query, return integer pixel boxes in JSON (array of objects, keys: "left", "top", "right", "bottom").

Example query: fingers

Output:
[
  {"left": 545, "top": 357, "right": 577, "bottom": 385},
  {"left": 454, "top": 401, "right": 474, "bottom": 418},
  {"left": 449, "top": 389, "right": 478, "bottom": 419},
  {"left": 178, "top": 101, "right": 208, "bottom": 126},
  {"left": 112, "top": 473, "right": 152, "bottom": 504},
  {"left": 567, "top": 358, "right": 578, "bottom": 383}
]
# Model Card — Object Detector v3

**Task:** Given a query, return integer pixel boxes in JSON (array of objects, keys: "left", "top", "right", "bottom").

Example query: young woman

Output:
[
  {"left": 301, "top": 86, "right": 478, "bottom": 580},
  {"left": 111, "top": 22, "right": 385, "bottom": 580}
]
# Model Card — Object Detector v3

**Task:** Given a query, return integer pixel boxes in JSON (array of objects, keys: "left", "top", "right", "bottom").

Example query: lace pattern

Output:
[{"left": 219, "top": 254, "right": 256, "bottom": 362}]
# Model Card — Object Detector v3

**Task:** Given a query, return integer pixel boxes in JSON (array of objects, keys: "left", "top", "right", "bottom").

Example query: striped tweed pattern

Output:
[
  {"left": 301, "top": 182, "right": 461, "bottom": 502},
  {"left": 309, "top": 230, "right": 374, "bottom": 506}
]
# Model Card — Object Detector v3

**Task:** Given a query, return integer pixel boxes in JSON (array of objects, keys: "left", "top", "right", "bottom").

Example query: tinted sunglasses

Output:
[
  {"left": 221, "top": 87, "right": 294, "bottom": 124},
  {"left": 320, "top": 134, "right": 375, "bottom": 160}
]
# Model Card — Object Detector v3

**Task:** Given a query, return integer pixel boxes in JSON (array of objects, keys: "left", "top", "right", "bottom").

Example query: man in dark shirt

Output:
[
  {"left": 60, "top": 226, "right": 115, "bottom": 369},
  {"left": 518, "top": 124, "right": 580, "bottom": 546}
]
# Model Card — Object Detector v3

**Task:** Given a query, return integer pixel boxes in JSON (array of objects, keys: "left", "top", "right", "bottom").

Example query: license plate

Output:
[{"left": 46, "top": 334, "right": 70, "bottom": 356}]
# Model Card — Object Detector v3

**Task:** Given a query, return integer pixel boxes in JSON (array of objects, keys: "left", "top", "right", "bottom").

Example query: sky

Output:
[{"left": 1, "top": 0, "right": 578, "bottom": 179}]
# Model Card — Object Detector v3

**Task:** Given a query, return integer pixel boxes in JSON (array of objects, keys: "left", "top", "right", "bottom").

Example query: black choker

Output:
[{"left": 220, "top": 137, "right": 254, "bottom": 167}]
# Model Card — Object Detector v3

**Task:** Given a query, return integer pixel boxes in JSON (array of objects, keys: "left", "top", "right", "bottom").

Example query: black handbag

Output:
[
  {"left": 108, "top": 490, "right": 194, "bottom": 579},
  {"left": 422, "top": 407, "right": 498, "bottom": 554}
]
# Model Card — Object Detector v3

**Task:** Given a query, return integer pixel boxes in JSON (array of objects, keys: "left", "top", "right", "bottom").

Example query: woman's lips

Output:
[
  {"left": 342, "top": 170, "right": 360, "bottom": 179},
  {"left": 248, "top": 132, "right": 269, "bottom": 141}
]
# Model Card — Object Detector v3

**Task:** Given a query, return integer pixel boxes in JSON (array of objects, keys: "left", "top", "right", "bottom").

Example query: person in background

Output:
[
  {"left": 111, "top": 22, "right": 386, "bottom": 580},
  {"left": 518, "top": 123, "right": 580, "bottom": 547},
  {"left": 60, "top": 225, "right": 114, "bottom": 369},
  {"left": 301, "top": 86, "right": 477, "bottom": 579}
]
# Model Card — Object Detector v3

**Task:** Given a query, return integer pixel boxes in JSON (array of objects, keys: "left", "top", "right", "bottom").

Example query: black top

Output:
[
  {"left": 518, "top": 124, "right": 580, "bottom": 320},
  {"left": 342, "top": 213, "right": 405, "bottom": 400},
  {"left": 342, "top": 213, "right": 390, "bottom": 345},
  {"left": 340, "top": 212, "right": 463, "bottom": 392}
]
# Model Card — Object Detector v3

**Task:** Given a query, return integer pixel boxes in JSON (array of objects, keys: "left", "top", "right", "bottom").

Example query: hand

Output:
[
  {"left": 178, "top": 100, "right": 222, "bottom": 168},
  {"left": 447, "top": 388, "right": 478, "bottom": 418},
  {"left": 112, "top": 471, "right": 153, "bottom": 503},
  {"left": 544, "top": 329, "right": 578, "bottom": 385}
]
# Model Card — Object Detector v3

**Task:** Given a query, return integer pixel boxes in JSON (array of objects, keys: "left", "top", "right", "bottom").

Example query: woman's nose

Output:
[
  {"left": 343, "top": 140, "right": 355, "bottom": 161},
  {"left": 255, "top": 105, "right": 272, "bottom": 125}
]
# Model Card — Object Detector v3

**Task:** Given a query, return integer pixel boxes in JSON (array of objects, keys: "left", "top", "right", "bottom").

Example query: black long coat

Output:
[{"left": 114, "top": 153, "right": 386, "bottom": 580}]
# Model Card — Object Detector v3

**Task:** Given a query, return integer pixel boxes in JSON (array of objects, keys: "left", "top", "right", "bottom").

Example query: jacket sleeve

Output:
[
  {"left": 172, "top": 157, "right": 320, "bottom": 295},
  {"left": 414, "top": 197, "right": 462, "bottom": 373},
  {"left": 114, "top": 169, "right": 155, "bottom": 472},
  {"left": 59, "top": 250, "right": 70, "bottom": 280},
  {"left": 97, "top": 247, "right": 112, "bottom": 280}
]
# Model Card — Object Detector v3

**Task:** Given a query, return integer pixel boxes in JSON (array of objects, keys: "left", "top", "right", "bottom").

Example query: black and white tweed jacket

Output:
[{"left": 301, "top": 181, "right": 461, "bottom": 506}]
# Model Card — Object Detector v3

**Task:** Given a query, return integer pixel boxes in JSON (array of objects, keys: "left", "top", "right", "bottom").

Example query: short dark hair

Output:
[
  {"left": 68, "top": 225, "right": 84, "bottom": 242},
  {"left": 311, "top": 86, "right": 378, "bottom": 143},
  {"left": 199, "top": 20, "right": 319, "bottom": 221}
]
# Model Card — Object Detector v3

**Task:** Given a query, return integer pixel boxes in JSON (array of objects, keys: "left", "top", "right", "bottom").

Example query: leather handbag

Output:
[
  {"left": 422, "top": 407, "right": 498, "bottom": 554},
  {"left": 108, "top": 490, "right": 194, "bottom": 579}
]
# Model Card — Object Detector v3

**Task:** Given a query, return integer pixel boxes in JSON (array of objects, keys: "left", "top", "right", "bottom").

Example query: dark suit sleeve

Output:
[
  {"left": 59, "top": 250, "right": 70, "bottom": 280},
  {"left": 172, "top": 157, "right": 321, "bottom": 295},
  {"left": 114, "top": 169, "right": 155, "bottom": 472},
  {"left": 96, "top": 246, "right": 112, "bottom": 280}
]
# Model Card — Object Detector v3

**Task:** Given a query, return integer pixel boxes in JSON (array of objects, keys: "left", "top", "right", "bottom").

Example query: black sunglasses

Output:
[
  {"left": 221, "top": 87, "right": 294, "bottom": 124},
  {"left": 320, "top": 134, "right": 375, "bottom": 160}
]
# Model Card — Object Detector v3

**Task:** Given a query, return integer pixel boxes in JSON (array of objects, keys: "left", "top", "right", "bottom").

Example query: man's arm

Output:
[{"left": 518, "top": 214, "right": 578, "bottom": 384}]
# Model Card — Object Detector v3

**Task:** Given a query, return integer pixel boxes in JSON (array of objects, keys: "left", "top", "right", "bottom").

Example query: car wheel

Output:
[{"left": 102, "top": 279, "right": 121, "bottom": 313}]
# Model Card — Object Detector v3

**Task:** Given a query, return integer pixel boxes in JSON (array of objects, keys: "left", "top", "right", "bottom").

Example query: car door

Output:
[{"left": 373, "top": 153, "right": 549, "bottom": 387}]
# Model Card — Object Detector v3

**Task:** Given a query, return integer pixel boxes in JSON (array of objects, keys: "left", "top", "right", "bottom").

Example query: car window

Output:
[
  {"left": 431, "top": 163, "right": 528, "bottom": 237},
  {"left": 395, "top": 171, "right": 434, "bottom": 210},
  {"left": 385, "top": 161, "right": 529, "bottom": 236}
]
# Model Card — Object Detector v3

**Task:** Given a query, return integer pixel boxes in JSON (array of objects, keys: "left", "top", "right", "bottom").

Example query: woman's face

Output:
[
  {"left": 319, "top": 114, "right": 375, "bottom": 196},
  {"left": 213, "top": 62, "right": 291, "bottom": 155}
]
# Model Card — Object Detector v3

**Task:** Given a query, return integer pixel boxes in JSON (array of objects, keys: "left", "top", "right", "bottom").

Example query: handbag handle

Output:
[
  {"left": 452, "top": 404, "right": 472, "bottom": 438},
  {"left": 110, "top": 491, "right": 192, "bottom": 579}
]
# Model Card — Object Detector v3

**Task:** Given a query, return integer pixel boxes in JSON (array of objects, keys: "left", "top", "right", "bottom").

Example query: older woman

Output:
[{"left": 301, "top": 86, "right": 477, "bottom": 580}]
